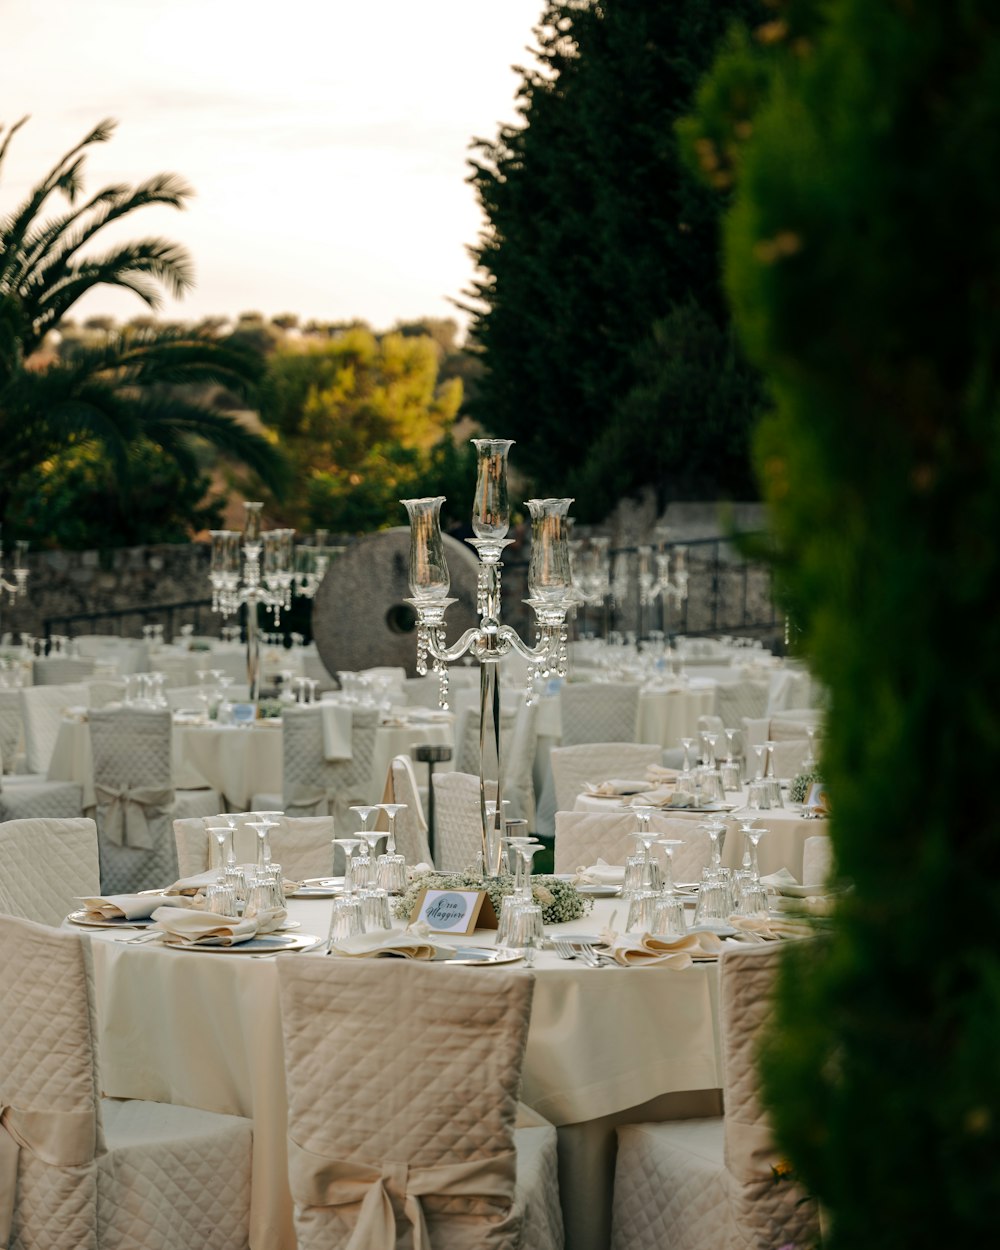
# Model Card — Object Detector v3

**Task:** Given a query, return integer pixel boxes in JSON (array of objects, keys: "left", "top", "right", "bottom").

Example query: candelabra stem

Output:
[
  {"left": 245, "top": 598, "right": 262, "bottom": 706},
  {"left": 479, "top": 660, "right": 505, "bottom": 878}
]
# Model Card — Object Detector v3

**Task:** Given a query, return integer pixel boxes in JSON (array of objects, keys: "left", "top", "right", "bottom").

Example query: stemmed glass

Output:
[
  {"left": 701, "top": 730, "right": 718, "bottom": 766},
  {"left": 333, "top": 838, "right": 364, "bottom": 894},
  {"left": 651, "top": 839, "right": 686, "bottom": 937},
  {"left": 803, "top": 725, "right": 818, "bottom": 768},
  {"left": 720, "top": 728, "right": 743, "bottom": 791},
  {"left": 247, "top": 814, "right": 280, "bottom": 870},
  {"left": 680, "top": 738, "right": 698, "bottom": 779},
  {"left": 733, "top": 826, "right": 770, "bottom": 917},
  {"left": 496, "top": 838, "right": 542, "bottom": 946},
  {"left": 205, "top": 824, "right": 235, "bottom": 873},
  {"left": 751, "top": 744, "right": 767, "bottom": 782},
  {"left": 623, "top": 829, "right": 662, "bottom": 896},
  {"left": 376, "top": 803, "right": 406, "bottom": 856}
]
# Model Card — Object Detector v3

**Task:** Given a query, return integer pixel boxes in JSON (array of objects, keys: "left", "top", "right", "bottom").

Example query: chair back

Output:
[
  {"left": 0, "top": 817, "right": 100, "bottom": 925},
  {"left": 0, "top": 914, "right": 104, "bottom": 1249},
  {"left": 720, "top": 943, "right": 817, "bottom": 1246},
  {"left": 277, "top": 958, "right": 533, "bottom": 1250},
  {"left": 454, "top": 702, "right": 520, "bottom": 777},
  {"left": 553, "top": 809, "right": 710, "bottom": 879},
  {"left": 503, "top": 700, "right": 539, "bottom": 828},
  {"left": 374, "top": 755, "right": 432, "bottom": 865},
  {"left": 84, "top": 678, "right": 126, "bottom": 709},
  {"left": 549, "top": 742, "right": 661, "bottom": 814},
  {"left": 32, "top": 657, "right": 96, "bottom": 686},
  {"left": 89, "top": 707, "right": 177, "bottom": 893},
  {"left": 172, "top": 814, "right": 335, "bottom": 881},
  {"left": 558, "top": 681, "right": 640, "bottom": 746},
  {"left": 0, "top": 688, "right": 22, "bottom": 773},
  {"left": 432, "top": 771, "right": 498, "bottom": 872},
  {"left": 802, "top": 834, "right": 832, "bottom": 887},
  {"left": 19, "top": 682, "right": 91, "bottom": 775},
  {"left": 282, "top": 706, "right": 380, "bottom": 833},
  {"left": 164, "top": 685, "right": 209, "bottom": 712},
  {"left": 714, "top": 678, "right": 768, "bottom": 727}
]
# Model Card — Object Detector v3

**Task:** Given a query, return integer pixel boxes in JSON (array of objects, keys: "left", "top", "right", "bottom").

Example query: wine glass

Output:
[
  {"left": 655, "top": 838, "right": 684, "bottom": 895},
  {"left": 349, "top": 805, "right": 377, "bottom": 833},
  {"left": 205, "top": 824, "right": 235, "bottom": 873},
  {"left": 247, "top": 815, "right": 279, "bottom": 870},
  {"left": 680, "top": 737, "right": 698, "bottom": 778},
  {"left": 333, "top": 837, "right": 364, "bottom": 895},
  {"left": 701, "top": 730, "right": 718, "bottom": 766}
]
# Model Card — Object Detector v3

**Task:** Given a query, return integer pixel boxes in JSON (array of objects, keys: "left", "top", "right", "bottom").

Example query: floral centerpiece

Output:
[
  {"left": 789, "top": 767, "right": 823, "bottom": 805},
  {"left": 393, "top": 869, "right": 592, "bottom": 926}
]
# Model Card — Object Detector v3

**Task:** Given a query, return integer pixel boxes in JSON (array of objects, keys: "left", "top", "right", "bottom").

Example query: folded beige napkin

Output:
[
  {"left": 626, "top": 787, "right": 697, "bottom": 809},
  {"left": 759, "top": 868, "right": 798, "bottom": 890},
  {"left": 165, "top": 870, "right": 221, "bottom": 896},
  {"left": 599, "top": 929, "right": 724, "bottom": 967},
  {"left": 584, "top": 779, "right": 650, "bottom": 796},
  {"left": 152, "top": 906, "right": 258, "bottom": 946},
  {"left": 78, "top": 894, "right": 193, "bottom": 922},
  {"left": 245, "top": 906, "right": 288, "bottom": 934},
  {"left": 771, "top": 894, "right": 834, "bottom": 916},
  {"left": 729, "top": 915, "right": 815, "bottom": 941},
  {"left": 574, "top": 859, "right": 626, "bottom": 886},
  {"left": 327, "top": 929, "right": 454, "bottom": 960}
]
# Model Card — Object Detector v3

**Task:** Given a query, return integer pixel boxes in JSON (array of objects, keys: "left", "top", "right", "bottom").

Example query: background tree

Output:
[
  {"left": 687, "top": 2, "right": 1000, "bottom": 1245},
  {"left": 255, "top": 325, "right": 464, "bottom": 533},
  {"left": 0, "top": 117, "right": 286, "bottom": 543},
  {"left": 466, "top": 0, "right": 765, "bottom": 519}
]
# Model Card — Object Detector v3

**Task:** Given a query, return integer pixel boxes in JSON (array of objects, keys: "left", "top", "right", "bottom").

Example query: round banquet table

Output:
[
  {"left": 573, "top": 786, "right": 824, "bottom": 881},
  {"left": 88, "top": 895, "right": 723, "bottom": 1250}
]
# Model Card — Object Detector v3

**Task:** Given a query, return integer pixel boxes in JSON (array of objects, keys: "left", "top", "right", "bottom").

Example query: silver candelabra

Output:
[
  {"left": 401, "top": 439, "right": 575, "bottom": 876},
  {"left": 0, "top": 530, "right": 30, "bottom": 638}
]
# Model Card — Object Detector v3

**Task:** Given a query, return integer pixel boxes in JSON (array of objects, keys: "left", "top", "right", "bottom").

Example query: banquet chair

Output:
[
  {"left": 432, "top": 770, "right": 498, "bottom": 872},
  {"left": 90, "top": 707, "right": 221, "bottom": 893},
  {"left": 282, "top": 705, "right": 379, "bottom": 831},
  {"left": 0, "top": 817, "right": 100, "bottom": 926},
  {"left": 610, "top": 943, "right": 818, "bottom": 1250},
  {"left": 549, "top": 743, "right": 662, "bottom": 815},
  {"left": 558, "top": 681, "right": 640, "bottom": 746},
  {"left": 19, "top": 681, "right": 91, "bottom": 775},
  {"left": 276, "top": 957, "right": 563, "bottom": 1250},
  {"left": 553, "top": 810, "right": 710, "bottom": 880},
  {"left": 172, "top": 814, "right": 336, "bottom": 881},
  {"left": 0, "top": 687, "right": 23, "bottom": 771},
  {"left": 454, "top": 701, "right": 521, "bottom": 780},
  {"left": 32, "top": 655, "right": 96, "bottom": 685},
  {"left": 802, "top": 834, "right": 833, "bottom": 887},
  {"left": 713, "top": 676, "right": 768, "bottom": 727},
  {"left": 742, "top": 713, "right": 821, "bottom": 779},
  {"left": 0, "top": 913, "right": 253, "bottom": 1250},
  {"left": 504, "top": 699, "right": 541, "bottom": 829},
  {"left": 83, "top": 677, "right": 127, "bottom": 709},
  {"left": 373, "top": 754, "right": 434, "bottom": 865}
]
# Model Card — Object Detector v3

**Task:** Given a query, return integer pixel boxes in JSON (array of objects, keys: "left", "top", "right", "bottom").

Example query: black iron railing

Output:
[{"left": 43, "top": 598, "right": 216, "bottom": 641}]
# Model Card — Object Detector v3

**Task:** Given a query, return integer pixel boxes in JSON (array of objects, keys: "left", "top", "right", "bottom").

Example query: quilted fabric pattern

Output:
[
  {"left": 432, "top": 771, "right": 497, "bottom": 872},
  {"left": 512, "top": 1122, "right": 563, "bottom": 1250},
  {"left": 553, "top": 810, "right": 710, "bottom": 880},
  {"left": 282, "top": 706, "right": 379, "bottom": 832},
  {"left": 0, "top": 817, "right": 100, "bottom": 925},
  {"left": 277, "top": 958, "right": 553, "bottom": 1250},
  {"left": 172, "top": 814, "right": 336, "bottom": 880},
  {"left": 31, "top": 658, "right": 96, "bottom": 686},
  {"left": 502, "top": 701, "right": 539, "bottom": 827},
  {"left": 721, "top": 945, "right": 819, "bottom": 1249},
  {"left": 98, "top": 1101, "right": 252, "bottom": 1250},
  {"left": 455, "top": 704, "right": 520, "bottom": 777},
  {"left": 611, "top": 1120, "right": 732, "bottom": 1250},
  {"left": 714, "top": 680, "right": 768, "bottom": 728},
  {"left": 0, "top": 914, "right": 252, "bottom": 1250},
  {"left": 0, "top": 778, "right": 85, "bottom": 823},
  {"left": 549, "top": 743, "right": 661, "bottom": 814},
  {"left": 558, "top": 683, "right": 640, "bottom": 746},
  {"left": 0, "top": 689, "right": 23, "bottom": 774},
  {"left": 19, "top": 683, "right": 91, "bottom": 775},
  {"left": 89, "top": 708, "right": 178, "bottom": 893},
  {"left": 82, "top": 679, "right": 127, "bottom": 710}
]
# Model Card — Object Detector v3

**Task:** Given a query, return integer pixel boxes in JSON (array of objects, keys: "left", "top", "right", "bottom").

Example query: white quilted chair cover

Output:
[
  {"left": 0, "top": 913, "right": 252, "bottom": 1250},
  {"left": 558, "top": 682, "right": 640, "bottom": 746},
  {"left": 73, "top": 635, "right": 149, "bottom": 675},
  {"left": 696, "top": 714, "right": 733, "bottom": 761},
  {"left": 172, "top": 814, "right": 336, "bottom": 881},
  {"left": 713, "top": 679, "right": 768, "bottom": 729},
  {"left": 31, "top": 656, "right": 96, "bottom": 686},
  {"left": 553, "top": 810, "right": 710, "bottom": 880},
  {"left": 372, "top": 755, "right": 433, "bottom": 866},
  {"left": 549, "top": 743, "right": 661, "bottom": 815},
  {"left": 610, "top": 943, "right": 818, "bottom": 1250},
  {"left": 156, "top": 653, "right": 199, "bottom": 688},
  {"left": 276, "top": 957, "right": 563, "bottom": 1250},
  {"left": 89, "top": 708, "right": 180, "bottom": 893},
  {"left": 802, "top": 834, "right": 832, "bottom": 887},
  {"left": 432, "top": 771, "right": 498, "bottom": 872},
  {"left": 742, "top": 715, "right": 821, "bottom": 780},
  {"left": 0, "top": 775, "right": 85, "bottom": 822},
  {"left": 282, "top": 706, "right": 379, "bottom": 832},
  {"left": 19, "top": 683, "right": 91, "bottom": 775},
  {"left": 766, "top": 664, "right": 816, "bottom": 714},
  {"left": 0, "top": 689, "right": 22, "bottom": 773},
  {"left": 164, "top": 685, "right": 208, "bottom": 711},
  {"left": 503, "top": 700, "right": 539, "bottom": 828},
  {"left": 402, "top": 675, "right": 443, "bottom": 709},
  {"left": 454, "top": 702, "right": 521, "bottom": 778},
  {"left": 0, "top": 817, "right": 100, "bottom": 926}
]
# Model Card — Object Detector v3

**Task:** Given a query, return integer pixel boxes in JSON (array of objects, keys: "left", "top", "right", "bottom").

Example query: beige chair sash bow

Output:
[
  {"left": 289, "top": 1137, "right": 515, "bottom": 1250},
  {"left": 93, "top": 784, "right": 174, "bottom": 849},
  {"left": 0, "top": 1102, "right": 97, "bottom": 1246}
]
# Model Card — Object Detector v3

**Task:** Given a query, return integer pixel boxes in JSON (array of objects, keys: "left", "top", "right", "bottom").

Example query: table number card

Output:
[{"left": 410, "top": 888, "right": 498, "bottom": 935}]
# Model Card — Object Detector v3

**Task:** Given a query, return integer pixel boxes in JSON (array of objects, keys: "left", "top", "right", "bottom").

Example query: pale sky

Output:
[{"left": 1, "top": 0, "right": 544, "bottom": 332}]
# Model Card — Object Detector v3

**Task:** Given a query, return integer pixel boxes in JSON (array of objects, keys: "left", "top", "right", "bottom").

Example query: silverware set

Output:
[{"left": 553, "top": 939, "right": 614, "bottom": 967}]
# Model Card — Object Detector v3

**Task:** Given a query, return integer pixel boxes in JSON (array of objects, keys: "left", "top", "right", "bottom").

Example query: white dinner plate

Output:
[
  {"left": 66, "top": 911, "right": 156, "bottom": 929},
  {"left": 576, "top": 884, "right": 620, "bottom": 897},
  {"left": 163, "top": 932, "right": 321, "bottom": 954},
  {"left": 772, "top": 883, "right": 825, "bottom": 898},
  {"left": 444, "top": 947, "right": 524, "bottom": 966}
]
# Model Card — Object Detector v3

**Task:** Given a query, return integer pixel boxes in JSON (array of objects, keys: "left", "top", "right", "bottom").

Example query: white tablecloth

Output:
[
  {"left": 573, "top": 786, "right": 824, "bottom": 880},
  {"left": 89, "top": 895, "right": 722, "bottom": 1250}
]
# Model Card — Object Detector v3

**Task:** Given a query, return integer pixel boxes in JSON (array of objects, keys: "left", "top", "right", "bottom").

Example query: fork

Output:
[
  {"left": 553, "top": 940, "right": 578, "bottom": 962},
  {"left": 577, "top": 942, "right": 613, "bottom": 968}
]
